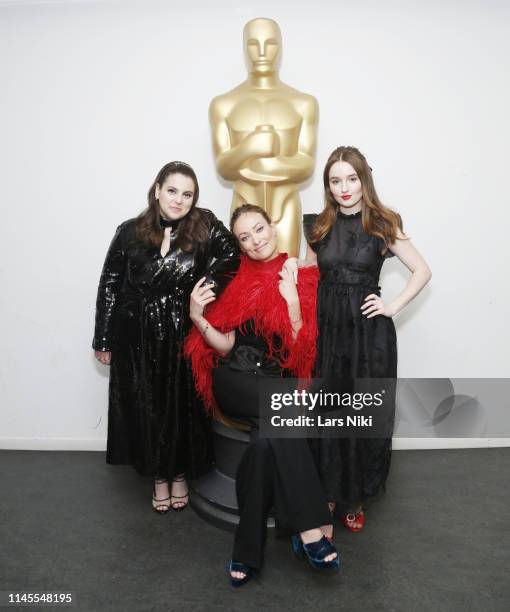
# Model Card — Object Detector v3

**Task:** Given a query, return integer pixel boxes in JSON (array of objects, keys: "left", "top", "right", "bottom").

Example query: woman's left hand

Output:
[
  {"left": 278, "top": 266, "right": 299, "bottom": 304},
  {"left": 361, "top": 294, "right": 394, "bottom": 318}
]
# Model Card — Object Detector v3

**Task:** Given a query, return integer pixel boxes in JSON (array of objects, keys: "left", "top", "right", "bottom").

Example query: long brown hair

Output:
[
  {"left": 309, "top": 146, "right": 406, "bottom": 251},
  {"left": 136, "top": 161, "right": 209, "bottom": 252}
]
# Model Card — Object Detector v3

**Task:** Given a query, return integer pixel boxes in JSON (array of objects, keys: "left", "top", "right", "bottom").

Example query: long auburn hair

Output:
[
  {"left": 136, "top": 161, "right": 209, "bottom": 252},
  {"left": 309, "top": 146, "right": 406, "bottom": 250}
]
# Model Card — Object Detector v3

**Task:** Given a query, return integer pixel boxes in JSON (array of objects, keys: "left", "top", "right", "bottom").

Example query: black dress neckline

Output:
[{"left": 337, "top": 209, "right": 362, "bottom": 219}]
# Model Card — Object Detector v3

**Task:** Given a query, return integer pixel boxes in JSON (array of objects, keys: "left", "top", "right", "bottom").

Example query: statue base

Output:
[{"left": 189, "top": 420, "right": 275, "bottom": 531}]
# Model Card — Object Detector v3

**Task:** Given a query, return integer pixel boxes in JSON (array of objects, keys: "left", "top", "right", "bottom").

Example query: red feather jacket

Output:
[{"left": 183, "top": 253, "right": 319, "bottom": 414}]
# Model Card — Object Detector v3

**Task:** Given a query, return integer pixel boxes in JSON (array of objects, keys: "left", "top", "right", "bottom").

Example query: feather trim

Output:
[{"left": 184, "top": 254, "right": 319, "bottom": 413}]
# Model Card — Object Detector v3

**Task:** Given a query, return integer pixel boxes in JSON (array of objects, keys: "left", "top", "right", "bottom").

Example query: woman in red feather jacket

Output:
[{"left": 184, "top": 204, "right": 339, "bottom": 586}]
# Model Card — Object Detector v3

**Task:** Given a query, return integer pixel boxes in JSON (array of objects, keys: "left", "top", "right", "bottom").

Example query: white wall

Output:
[{"left": 1, "top": 0, "right": 509, "bottom": 450}]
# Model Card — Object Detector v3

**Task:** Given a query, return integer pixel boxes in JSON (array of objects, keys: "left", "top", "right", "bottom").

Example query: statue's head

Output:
[{"left": 243, "top": 18, "right": 282, "bottom": 75}]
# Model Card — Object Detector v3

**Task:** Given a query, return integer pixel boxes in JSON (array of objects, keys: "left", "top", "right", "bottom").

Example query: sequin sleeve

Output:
[
  {"left": 200, "top": 209, "right": 240, "bottom": 296},
  {"left": 92, "top": 222, "right": 130, "bottom": 351}
]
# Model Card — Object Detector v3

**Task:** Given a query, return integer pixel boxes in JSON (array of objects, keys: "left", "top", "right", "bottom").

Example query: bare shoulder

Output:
[{"left": 395, "top": 227, "right": 408, "bottom": 240}]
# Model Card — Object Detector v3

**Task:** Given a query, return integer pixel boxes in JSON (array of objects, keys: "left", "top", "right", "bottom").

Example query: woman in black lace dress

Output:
[
  {"left": 292, "top": 146, "right": 431, "bottom": 533},
  {"left": 92, "top": 161, "right": 239, "bottom": 513}
]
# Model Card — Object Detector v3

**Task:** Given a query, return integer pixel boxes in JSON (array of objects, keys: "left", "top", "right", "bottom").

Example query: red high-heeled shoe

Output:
[{"left": 341, "top": 511, "right": 365, "bottom": 532}]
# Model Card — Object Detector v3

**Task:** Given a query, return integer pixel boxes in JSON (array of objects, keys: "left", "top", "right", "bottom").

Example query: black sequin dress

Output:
[
  {"left": 93, "top": 208, "right": 239, "bottom": 479},
  {"left": 304, "top": 210, "right": 397, "bottom": 512}
]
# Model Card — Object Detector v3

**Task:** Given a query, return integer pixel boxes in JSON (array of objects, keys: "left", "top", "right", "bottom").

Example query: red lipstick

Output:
[{"left": 341, "top": 195, "right": 352, "bottom": 201}]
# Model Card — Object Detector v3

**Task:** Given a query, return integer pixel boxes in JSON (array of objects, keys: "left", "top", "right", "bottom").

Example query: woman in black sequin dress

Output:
[
  {"left": 294, "top": 146, "right": 431, "bottom": 533},
  {"left": 92, "top": 161, "right": 239, "bottom": 513}
]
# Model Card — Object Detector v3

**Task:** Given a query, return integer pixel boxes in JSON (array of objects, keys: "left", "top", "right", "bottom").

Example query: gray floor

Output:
[{"left": 0, "top": 448, "right": 509, "bottom": 612}]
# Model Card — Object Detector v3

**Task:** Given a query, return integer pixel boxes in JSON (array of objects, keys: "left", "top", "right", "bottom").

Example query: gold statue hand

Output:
[
  {"left": 236, "top": 127, "right": 283, "bottom": 181},
  {"left": 242, "top": 152, "right": 314, "bottom": 183},
  {"left": 245, "top": 127, "right": 280, "bottom": 159},
  {"left": 210, "top": 115, "right": 281, "bottom": 180}
]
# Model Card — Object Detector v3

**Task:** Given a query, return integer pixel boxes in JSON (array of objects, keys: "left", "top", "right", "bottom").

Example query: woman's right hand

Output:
[
  {"left": 282, "top": 257, "right": 299, "bottom": 283},
  {"left": 190, "top": 277, "right": 216, "bottom": 322},
  {"left": 278, "top": 266, "right": 300, "bottom": 305},
  {"left": 95, "top": 350, "right": 111, "bottom": 365}
]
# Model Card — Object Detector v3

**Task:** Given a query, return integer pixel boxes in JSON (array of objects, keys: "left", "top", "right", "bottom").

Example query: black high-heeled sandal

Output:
[
  {"left": 152, "top": 479, "right": 170, "bottom": 514},
  {"left": 291, "top": 535, "right": 340, "bottom": 572},
  {"left": 227, "top": 560, "right": 255, "bottom": 587},
  {"left": 170, "top": 475, "right": 189, "bottom": 512}
]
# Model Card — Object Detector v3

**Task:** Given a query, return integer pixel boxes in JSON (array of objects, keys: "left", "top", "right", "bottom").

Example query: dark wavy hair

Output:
[
  {"left": 136, "top": 161, "right": 209, "bottom": 252},
  {"left": 309, "top": 146, "right": 406, "bottom": 251},
  {"left": 230, "top": 203, "right": 272, "bottom": 232}
]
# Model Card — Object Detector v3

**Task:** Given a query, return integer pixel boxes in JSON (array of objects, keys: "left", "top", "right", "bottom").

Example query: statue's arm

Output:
[
  {"left": 243, "top": 96, "right": 319, "bottom": 182},
  {"left": 209, "top": 97, "right": 264, "bottom": 181}
]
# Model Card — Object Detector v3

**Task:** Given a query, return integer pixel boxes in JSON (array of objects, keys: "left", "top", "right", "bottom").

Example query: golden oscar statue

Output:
[{"left": 209, "top": 17, "right": 319, "bottom": 256}]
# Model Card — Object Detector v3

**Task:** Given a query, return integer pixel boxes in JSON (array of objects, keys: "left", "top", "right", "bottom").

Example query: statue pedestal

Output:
[{"left": 189, "top": 420, "right": 275, "bottom": 531}]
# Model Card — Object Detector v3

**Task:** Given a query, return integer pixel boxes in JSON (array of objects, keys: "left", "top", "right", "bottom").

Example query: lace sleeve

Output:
[{"left": 303, "top": 213, "right": 319, "bottom": 253}]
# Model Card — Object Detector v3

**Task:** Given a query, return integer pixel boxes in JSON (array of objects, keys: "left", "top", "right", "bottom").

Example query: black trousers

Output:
[{"left": 213, "top": 367, "right": 331, "bottom": 570}]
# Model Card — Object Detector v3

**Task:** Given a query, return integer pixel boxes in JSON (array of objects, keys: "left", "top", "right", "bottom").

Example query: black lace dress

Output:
[
  {"left": 303, "top": 210, "right": 397, "bottom": 512},
  {"left": 93, "top": 208, "right": 239, "bottom": 479}
]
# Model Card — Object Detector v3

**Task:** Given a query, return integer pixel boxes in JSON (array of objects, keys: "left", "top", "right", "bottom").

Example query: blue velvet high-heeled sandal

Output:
[
  {"left": 291, "top": 535, "right": 341, "bottom": 572},
  {"left": 227, "top": 560, "right": 254, "bottom": 587}
]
